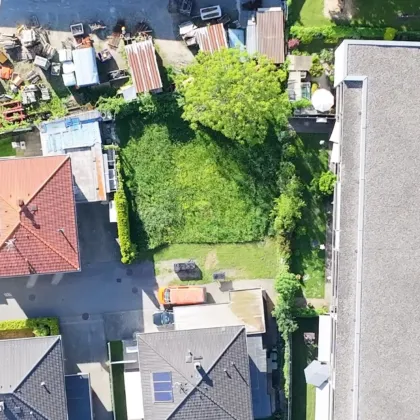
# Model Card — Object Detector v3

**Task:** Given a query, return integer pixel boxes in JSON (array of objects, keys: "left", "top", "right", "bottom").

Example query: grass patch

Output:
[
  {"left": 291, "top": 317, "right": 318, "bottom": 420},
  {"left": 119, "top": 95, "right": 283, "bottom": 250},
  {"left": 291, "top": 133, "right": 328, "bottom": 299},
  {"left": 352, "top": 0, "right": 420, "bottom": 30},
  {"left": 148, "top": 240, "right": 278, "bottom": 283},
  {"left": 0, "top": 136, "right": 14, "bottom": 157},
  {"left": 289, "top": 0, "right": 333, "bottom": 27},
  {"left": 109, "top": 341, "right": 128, "bottom": 420}
]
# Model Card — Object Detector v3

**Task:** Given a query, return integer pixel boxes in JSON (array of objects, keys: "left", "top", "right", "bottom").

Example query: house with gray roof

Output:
[
  {"left": 136, "top": 325, "right": 253, "bottom": 420},
  {"left": 330, "top": 40, "right": 420, "bottom": 420},
  {"left": 0, "top": 336, "right": 92, "bottom": 420},
  {"left": 0, "top": 336, "right": 68, "bottom": 419}
]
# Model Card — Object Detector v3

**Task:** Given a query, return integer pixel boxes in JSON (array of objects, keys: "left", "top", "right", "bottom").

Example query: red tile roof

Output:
[{"left": 0, "top": 155, "right": 80, "bottom": 277}]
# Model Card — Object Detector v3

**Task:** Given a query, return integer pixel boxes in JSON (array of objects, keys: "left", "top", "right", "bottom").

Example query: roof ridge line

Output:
[
  {"left": 0, "top": 194, "right": 20, "bottom": 247},
  {"left": 25, "top": 155, "right": 69, "bottom": 206},
  {"left": 20, "top": 223, "right": 78, "bottom": 270},
  {"left": 13, "top": 337, "right": 60, "bottom": 391}
]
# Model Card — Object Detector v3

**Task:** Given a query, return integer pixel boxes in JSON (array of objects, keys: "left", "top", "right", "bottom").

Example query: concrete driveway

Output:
[{"left": 0, "top": 200, "right": 161, "bottom": 420}]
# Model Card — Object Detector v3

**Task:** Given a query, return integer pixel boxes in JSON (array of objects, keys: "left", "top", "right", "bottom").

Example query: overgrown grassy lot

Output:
[
  {"left": 118, "top": 95, "right": 283, "bottom": 251},
  {"left": 0, "top": 137, "right": 14, "bottom": 157},
  {"left": 149, "top": 240, "right": 278, "bottom": 283},
  {"left": 292, "top": 317, "right": 319, "bottom": 420},
  {"left": 290, "top": 134, "right": 328, "bottom": 298}
]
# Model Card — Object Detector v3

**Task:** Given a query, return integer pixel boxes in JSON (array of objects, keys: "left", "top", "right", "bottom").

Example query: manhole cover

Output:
[
  {"left": 126, "top": 268, "right": 133, "bottom": 276},
  {"left": 82, "top": 313, "right": 90, "bottom": 320},
  {"left": 116, "top": 278, "right": 122, "bottom": 283},
  {"left": 28, "top": 294, "right": 36, "bottom": 301},
  {"left": 132, "top": 287, "right": 138, "bottom": 294}
]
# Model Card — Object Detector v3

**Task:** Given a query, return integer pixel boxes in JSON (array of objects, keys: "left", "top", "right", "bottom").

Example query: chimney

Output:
[{"left": 18, "top": 199, "right": 24, "bottom": 208}]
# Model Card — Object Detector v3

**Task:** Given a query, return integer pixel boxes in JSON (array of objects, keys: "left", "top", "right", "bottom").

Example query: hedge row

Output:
[
  {"left": 0, "top": 317, "right": 59, "bottom": 336},
  {"left": 290, "top": 25, "right": 420, "bottom": 44},
  {"left": 115, "top": 160, "right": 138, "bottom": 264}
]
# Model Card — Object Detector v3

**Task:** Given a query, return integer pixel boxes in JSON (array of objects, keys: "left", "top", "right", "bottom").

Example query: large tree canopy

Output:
[{"left": 176, "top": 48, "right": 291, "bottom": 144}]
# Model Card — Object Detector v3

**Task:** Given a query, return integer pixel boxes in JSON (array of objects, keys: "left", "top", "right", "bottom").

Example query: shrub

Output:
[
  {"left": 294, "top": 306, "right": 329, "bottom": 317},
  {"left": 272, "top": 176, "right": 305, "bottom": 237},
  {"left": 292, "top": 98, "right": 312, "bottom": 109},
  {"left": 310, "top": 55, "right": 324, "bottom": 77},
  {"left": 115, "top": 161, "right": 138, "bottom": 264},
  {"left": 318, "top": 171, "right": 337, "bottom": 195},
  {"left": 319, "top": 48, "right": 334, "bottom": 64},
  {"left": 290, "top": 25, "right": 387, "bottom": 44},
  {"left": 384, "top": 27, "right": 397, "bottom": 40},
  {"left": 288, "top": 38, "right": 300, "bottom": 50},
  {"left": 0, "top": 317, "right": 59, "bottom": 336},
  {"left": 311, "top": 82, "right": 319, "bottom": 94}
]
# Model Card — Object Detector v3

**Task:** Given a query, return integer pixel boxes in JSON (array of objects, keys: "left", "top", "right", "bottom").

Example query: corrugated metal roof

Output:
[
  {"left": 257, "top": 7, "right": 285, "bottom": 64},
  {"left": 196, "top": 23, "right": 228, "bottom": 53},
  {"left": 125, "top": 39, "right": 163, "bottom": 94}
]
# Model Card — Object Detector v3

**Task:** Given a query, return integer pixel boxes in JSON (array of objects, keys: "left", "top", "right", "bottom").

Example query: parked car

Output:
[
  {"left": 158, "top": 286, "right": 207, "bottom": 306},
  {"left": 153, "top": 310, "right": 174, "bottom": 326}
]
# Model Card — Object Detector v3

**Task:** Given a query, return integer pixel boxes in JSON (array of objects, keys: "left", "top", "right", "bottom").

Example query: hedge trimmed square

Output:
[{"left": 0, "top": 317, "right": 59, "bottom": 337}]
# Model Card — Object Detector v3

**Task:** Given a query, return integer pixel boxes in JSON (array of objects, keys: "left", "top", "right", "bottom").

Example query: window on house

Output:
[{"left": 152, "top": 372, "right": 173, "bottom": 403}]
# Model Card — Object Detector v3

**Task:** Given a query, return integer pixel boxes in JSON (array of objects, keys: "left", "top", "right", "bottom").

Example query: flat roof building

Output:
[
  {"left": 331, "top": 40, "right": 420, "bottom": 420},
  {"left": 40, "top": 111, "right": 112, "bottom": 202}
]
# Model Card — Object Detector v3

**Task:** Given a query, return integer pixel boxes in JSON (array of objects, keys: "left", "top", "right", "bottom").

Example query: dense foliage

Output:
[
  {"left": 0, "top": 317, "right": 59, "bottom": 336},
  {"left": 272, "top": 176, "right": 305, "bottom": 237},
  {"left": 176, "top": 48, "right": 291, "bottom": 145},
  {"left": 121, "top": 100, "right": 284, "bottom": 249},
  {"left": 318, "top": 170, "right": 337, "bottom": 195},
  {"left": 115, "top": 161, "right": 138, "bottom": 263},
  {"left": 309, "top": 55, "right": 324, "bottom": 77}
]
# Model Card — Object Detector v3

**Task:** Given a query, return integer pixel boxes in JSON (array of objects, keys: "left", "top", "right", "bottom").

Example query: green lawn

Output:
[
  {"left": 291, "top": 134, "right": 329, "bottom": 298},
  {"left": 0, "top": 137, "right": 14, "bottom": 157},
  {"left": 291, "top": 318, "right": 318, "bottom": 420},
  {"left": 147, "top": 240, "right": 278, "bottom": 283},
  {"left": 352, "top": 0, "right": 420, "bottom": 30},
  {"left": 109, "top": 341, "right": 128, "bottom": 420},
  {"left": 289, "top": 0, "right": 332, "bottom": 27}
]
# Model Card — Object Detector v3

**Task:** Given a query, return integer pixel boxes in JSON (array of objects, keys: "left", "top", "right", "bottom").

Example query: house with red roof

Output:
[{"left": 0, "top": 155, "right": 80, "bottom": 277}]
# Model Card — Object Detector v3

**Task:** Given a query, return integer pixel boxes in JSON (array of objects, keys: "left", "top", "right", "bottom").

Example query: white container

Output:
[
  {"left": 58, "top": 49, "right": 73, "bottom": 63},
  {"left": 62, "top": 72, "right": 76, "bottom": 87},
  {"left": 200, "top": 5, "right": 221, "bottom": 20},
  {"left": 62, "top": 60, "right": 75, "bottom": 74}
]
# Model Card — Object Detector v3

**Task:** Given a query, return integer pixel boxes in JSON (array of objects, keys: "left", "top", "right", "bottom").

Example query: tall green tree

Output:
[{"left": 177, "top": 48, "right": 291, "bottom": 144}]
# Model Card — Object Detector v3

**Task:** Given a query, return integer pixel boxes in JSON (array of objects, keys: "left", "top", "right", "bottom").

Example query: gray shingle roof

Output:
[
  {"left": 0, "top": 336, "right": 68, "bottom": 420},
  {"left": 137, "top": 326, "right": 253, "bottom": 420}
]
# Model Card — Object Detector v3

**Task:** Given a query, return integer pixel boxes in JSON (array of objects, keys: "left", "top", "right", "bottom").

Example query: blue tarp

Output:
[{"left": 228, "top": 28, "right": 245, "bottom": 51}]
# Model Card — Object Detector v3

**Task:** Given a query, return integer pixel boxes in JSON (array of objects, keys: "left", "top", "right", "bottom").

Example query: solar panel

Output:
[
  {"left": 153, "top": 372, "right": 172, "bottom": 382},
  {"left": 152, "top": 372, "right": 173, "bottom": 403}
]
